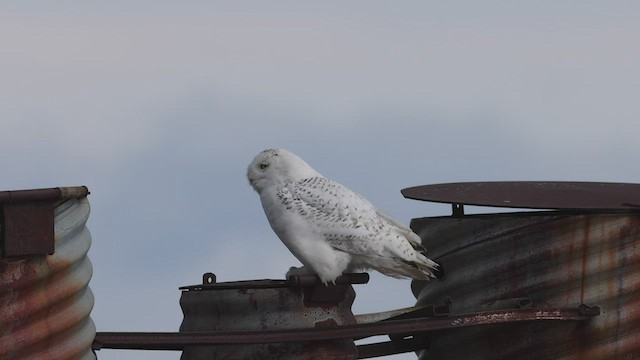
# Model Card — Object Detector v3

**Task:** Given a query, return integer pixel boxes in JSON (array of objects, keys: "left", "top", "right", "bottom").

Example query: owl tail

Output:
[
  {"left": 407, "top": 253, "right": 439, "bottom": 279},
  {"left": 380, "top": 224, "right": 439, "bottom": 279},
  {"left": 354, "top": 254, "right": 438, "bottom": 280}
]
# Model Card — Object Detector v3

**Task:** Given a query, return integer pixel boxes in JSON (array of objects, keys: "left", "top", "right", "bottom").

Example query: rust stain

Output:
[{"left": 580, "top": 217, "right": 590, "bottom": 304}]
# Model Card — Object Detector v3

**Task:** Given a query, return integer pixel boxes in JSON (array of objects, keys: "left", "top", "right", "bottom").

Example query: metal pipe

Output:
[
  {"left": 93, "top": 306, "right": 598, "bottom": 351},
  {"left": 0, "top": 186, "right": 89, "bottom": 203}
]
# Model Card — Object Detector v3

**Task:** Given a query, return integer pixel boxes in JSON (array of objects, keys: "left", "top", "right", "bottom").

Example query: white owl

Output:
[{"left": 247, "top": 148, "right": 438, "bottom": 284}]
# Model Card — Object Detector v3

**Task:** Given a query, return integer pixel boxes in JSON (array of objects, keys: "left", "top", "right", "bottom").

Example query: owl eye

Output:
[{"left": 259, "top": 163, "right": 269, "bottom": 170}]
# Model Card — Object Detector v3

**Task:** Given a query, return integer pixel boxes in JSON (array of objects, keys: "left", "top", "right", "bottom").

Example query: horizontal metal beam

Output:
[
  {"left": 93, "top": 305, "right": 599, "bottom": 351},
  {"left": 0, "top": 186, "right": 89, "bottom": 204},
  {"left": 179, "top": 273, "right": 370, "bottom": 291}
]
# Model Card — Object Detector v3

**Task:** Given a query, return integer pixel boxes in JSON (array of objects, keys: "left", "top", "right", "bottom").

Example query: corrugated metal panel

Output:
[
  {"left": 0, "top": 197, "right": 96, "bottom": 360},
  {"left": 410, "top": 211, "right": 640, "bottom": 360}
]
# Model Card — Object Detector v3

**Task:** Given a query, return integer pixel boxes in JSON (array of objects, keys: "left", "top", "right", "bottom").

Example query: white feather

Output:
[{"left": 247, "top": 148, "right": 438, "bottom": 284}]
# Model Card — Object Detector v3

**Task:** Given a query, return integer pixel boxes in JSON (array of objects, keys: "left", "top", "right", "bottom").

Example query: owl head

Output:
[{"left": 247, "top": 148, "right": 321, "bottom": 194}]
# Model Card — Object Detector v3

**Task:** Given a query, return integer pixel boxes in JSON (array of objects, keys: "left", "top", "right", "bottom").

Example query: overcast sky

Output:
[{"left": 2, "top": 2, "right": 639, "bottom": 359}]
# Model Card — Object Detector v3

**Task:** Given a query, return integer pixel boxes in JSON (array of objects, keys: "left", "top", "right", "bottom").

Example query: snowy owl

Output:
[{"left": 247, "top": 148, "right": 438, "bottom": 284}]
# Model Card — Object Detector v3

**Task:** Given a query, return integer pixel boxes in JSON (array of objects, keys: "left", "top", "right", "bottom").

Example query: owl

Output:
[{"left": 247, "top": 148, "right": 437, "bottom": 284}]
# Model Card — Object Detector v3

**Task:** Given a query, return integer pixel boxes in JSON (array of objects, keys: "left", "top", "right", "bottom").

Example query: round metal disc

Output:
[{"left": 401, "top": 181, "right": 640, "bottom": 210}]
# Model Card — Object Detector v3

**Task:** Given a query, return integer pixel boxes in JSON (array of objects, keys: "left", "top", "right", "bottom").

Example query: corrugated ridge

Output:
[
  {"left": 0, "top": 244, "right": 92, "bottom": 325},
  {"left": 23, "top": 317, "right": 96, "bottom": 360}
]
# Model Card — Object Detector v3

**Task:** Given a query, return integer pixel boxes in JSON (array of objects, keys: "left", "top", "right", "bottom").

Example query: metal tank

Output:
[
  {"left": 178, "top": 273, "right": 368, "bottom": 360},
  {"left": 0, "top": 187, "right": 95, "bottom": 360},
  {"left": 403, "top": 182, "right": 640, "bottom": 360}
]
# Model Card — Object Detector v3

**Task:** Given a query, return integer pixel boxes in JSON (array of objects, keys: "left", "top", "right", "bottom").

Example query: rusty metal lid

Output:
[{"left": 401, "top": 182, "right": 640, "bottom": 210}]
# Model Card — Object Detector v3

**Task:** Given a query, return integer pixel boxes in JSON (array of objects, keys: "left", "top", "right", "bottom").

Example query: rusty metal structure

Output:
[
  {"left": 7, "top": 182, "right": 635, "bottom": 359},
  {"left": 94, "top": 273, "right": 597, "bottom": 359},
  {"left": 0, "top": 186, "right": 95, "bottom": 360},
  {"left": 89, "top": 181, "right": 638, "bottom": 359},
  {"left": 404, "top": 181, "right": 640, "bottom": 359}
]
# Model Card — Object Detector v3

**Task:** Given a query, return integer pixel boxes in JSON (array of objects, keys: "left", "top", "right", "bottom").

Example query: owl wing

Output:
[
  {"left": 276, "top": 177, "right": 391, "bottom": 256},
  {"left": 277, "top": 176, "right": 437, "bottom": 279}
]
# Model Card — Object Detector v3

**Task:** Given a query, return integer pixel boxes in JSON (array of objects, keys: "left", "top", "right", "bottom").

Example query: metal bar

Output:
[
  {"left": 356, "top": 301, "right": 450, "bottom": 325},
  {"left": 355, "top": 305, "right": 435, "bottom": 325},
  {"left": 179, "top": 273, "right": 370, "bottom": 291},
  {"left": 93, "top": 306, "right": 599, "bottom": 351},
  {"left": 0, "top": 186, "right": 89, "bottom": 204}
]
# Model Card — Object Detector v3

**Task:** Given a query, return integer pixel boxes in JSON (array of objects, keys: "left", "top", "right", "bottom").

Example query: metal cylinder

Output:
[
  {"left": 179, "top": 276, "right": 360, "bottom": 360},
  {"left": 411, "top": 211, "right": 640, "bottom": 360},
  {"left": 0, "top": 197, "right": 96, "bottom": 360}
]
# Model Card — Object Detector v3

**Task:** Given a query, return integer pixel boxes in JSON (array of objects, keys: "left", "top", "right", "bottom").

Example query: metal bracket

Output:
[
  {"left": 0, "top": 186, "right": 89, "bottom": 257},
  {"left": 1, "top": 202, "right": 54, "bottom": 257},
  {"left": 452, "top": 203, "right": 464, "bottom": 217}
]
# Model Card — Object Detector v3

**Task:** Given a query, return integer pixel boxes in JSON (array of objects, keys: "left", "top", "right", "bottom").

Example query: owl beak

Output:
[{"left": 248, "top": 176, "right": 258, "bottom": 190}]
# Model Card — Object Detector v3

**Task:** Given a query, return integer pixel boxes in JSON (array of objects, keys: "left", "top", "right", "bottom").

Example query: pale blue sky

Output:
[{"left": 2, "top": 2, "right": 639, "bottom": 359}]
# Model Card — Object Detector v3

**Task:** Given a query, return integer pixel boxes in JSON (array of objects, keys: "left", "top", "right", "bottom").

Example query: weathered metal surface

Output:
[
  {"left": 179, "top": 274, "right": 363, "bottom": 359},
  {"left": 0, "top": 196, "right": 95, "bottom": 360},
  {"left": 1, "top": 186, "right": 89, "bottom": 257},
  {"left": 402, "top": 181, "right": 640, "bottom": 210},
  {"left": 410, "top": 211, "right": 640, "bottom": 360}
]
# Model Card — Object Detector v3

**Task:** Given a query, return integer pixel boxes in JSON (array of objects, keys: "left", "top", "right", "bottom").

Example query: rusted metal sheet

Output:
[
  {"left": 402, "top": 181, "right": 640, "bottom": 210},
  {"left": 179, "top": 274, "right": 363, "bottom": 359},
  {"left": 0, "top": 196, "right": 95, "bottom": 360},
  {"left": 1, "top": 186, "right": 90, "bottom": 256},
  {"left": 410, "top": 211, "right": 640, "bottom": 360}
]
